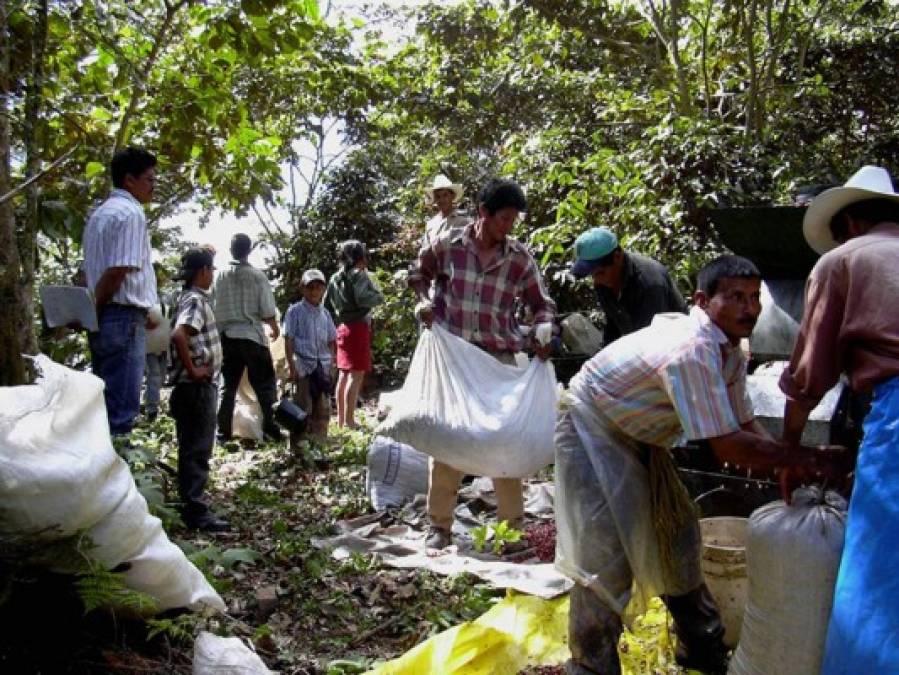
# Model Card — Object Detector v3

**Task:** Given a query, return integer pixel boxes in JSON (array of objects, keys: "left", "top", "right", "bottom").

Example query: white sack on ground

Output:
[
  {"left": 728, "top": 487, "right": 846, "bottom": 675},
  {"left": 0, "top": 356, "right": 224, "bottom": 612},
  {"left": 366, "top": 435, "right": 430, "bottom": 510},
  {"left": 232, "top": 335, "right": 288, "bottom": 441},
  {"left": 193, "top": 632, "right": 272, "bottom": 675},
  {"left": 377, "top": 325, "right": 558, "bottom": 478}
]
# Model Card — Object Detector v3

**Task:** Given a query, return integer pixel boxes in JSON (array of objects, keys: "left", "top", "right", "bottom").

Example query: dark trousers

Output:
[
  {"left": 217, "top": 335, "right": 278, "bottom": 437},
  {"left": 170, "top": 381, "right": 217, "bottom": 521}
]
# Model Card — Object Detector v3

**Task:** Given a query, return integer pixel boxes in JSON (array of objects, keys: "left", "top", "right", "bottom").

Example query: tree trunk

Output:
[
  {"left": 21, "top": 0, "right": 49, "bottom": 357},
  {"left": 0, "top": 2, "right": 29, "bottom": 385}
]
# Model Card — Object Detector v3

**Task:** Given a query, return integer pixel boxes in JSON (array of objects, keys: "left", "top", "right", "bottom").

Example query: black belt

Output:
[{"left": 106, "top": 302, "right": 149, "bottom": 314}]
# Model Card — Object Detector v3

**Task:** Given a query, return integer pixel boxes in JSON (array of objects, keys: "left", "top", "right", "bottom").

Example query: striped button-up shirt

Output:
[
  {"left": 574, "top": 307, "right": 754, "bottom": 447},
  {"left": 282, "top": 299, "right": 337, "bottom": 377},
  {"left": 83, "top": 188, "right": 157, "bottom": 308},
  {"left": 408, "top": 223, "right": 556, "bottom": 353},
  {"left": 213, "top": 262, "right": 278, "bottom": 346},
  {"left": 170, "top": 287, "right": 223, "bottom": 383}
]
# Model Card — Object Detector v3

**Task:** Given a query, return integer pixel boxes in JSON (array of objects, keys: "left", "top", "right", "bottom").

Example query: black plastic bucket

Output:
[{"left": 273, "top": 397, "right": 307, "bottom": 434}]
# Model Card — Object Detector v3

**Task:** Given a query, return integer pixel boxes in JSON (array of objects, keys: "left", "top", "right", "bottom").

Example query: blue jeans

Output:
[
  {"left": 144, "top": 352, "right": 167, "bottom": 417},
  {"left": 89, "top": 304, "right": 147, "bottom": 435}
]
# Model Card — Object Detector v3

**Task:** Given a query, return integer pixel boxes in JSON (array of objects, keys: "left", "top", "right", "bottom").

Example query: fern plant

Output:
[{"left": 74, "top": 561, "right": 158, "bottom": 615}]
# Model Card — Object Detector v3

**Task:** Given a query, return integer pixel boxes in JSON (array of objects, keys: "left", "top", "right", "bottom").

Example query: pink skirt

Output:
[{"left": 336, "top": 321, "right": 372, "bottom": 372}]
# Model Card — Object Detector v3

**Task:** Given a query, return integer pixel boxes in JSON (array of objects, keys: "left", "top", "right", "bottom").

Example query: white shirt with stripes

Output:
[{"left": 83, "top": 188, "right": 157, "bottom": 309}]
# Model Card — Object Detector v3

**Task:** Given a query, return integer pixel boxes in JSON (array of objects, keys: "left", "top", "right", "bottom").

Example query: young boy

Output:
[
  {"left": 169, "top": 248, "right": 228, "bottom": 532},
  {"left": 282, "top": 269, "right": 337, "bottom": 445}
]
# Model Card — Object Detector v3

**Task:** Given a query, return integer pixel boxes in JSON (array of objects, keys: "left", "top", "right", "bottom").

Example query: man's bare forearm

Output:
[{"left": 783, "top": 397, "right": 815, "bottom": 447}]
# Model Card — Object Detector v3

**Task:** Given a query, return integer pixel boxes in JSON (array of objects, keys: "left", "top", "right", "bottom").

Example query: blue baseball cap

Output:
[{"left": 571, "top": 227, "right": 619, "bottom": 278}]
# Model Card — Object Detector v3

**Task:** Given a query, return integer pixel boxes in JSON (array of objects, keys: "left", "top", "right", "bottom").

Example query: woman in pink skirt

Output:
[{"left": 324, "top": 240, "right": 384, "bottom": 428}]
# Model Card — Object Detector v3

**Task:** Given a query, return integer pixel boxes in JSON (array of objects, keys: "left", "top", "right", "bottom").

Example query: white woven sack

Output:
[
  {"left": 145, "top": 304, "right": 171, "bottom": 354},
  {"left": 561, "top": 313, "right": 603, "bottom": 356},
  {"left": 366, "top": 435, "right": 430, "bottom": 510},
  {"left": 0, "top": 356, "right": 224, "bottom": 612},
  {"left": 728, "top": 486, "right": 846, "bottom": 675},
  {"left": 193, "top": 632, "right": 272, "bottom": 675},
  {"left": 377, "top": 325, "right": 558, "bottom": 478}
]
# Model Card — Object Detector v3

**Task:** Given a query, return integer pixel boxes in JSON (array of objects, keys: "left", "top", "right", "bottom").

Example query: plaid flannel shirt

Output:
[
  {"left": 408, "top": 223, "right": 556, "bottom": 353},
  {"left": 169, "top": 288, "right": 223, "bottom": 384}
]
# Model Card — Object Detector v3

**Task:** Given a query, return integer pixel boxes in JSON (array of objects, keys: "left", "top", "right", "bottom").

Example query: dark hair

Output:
[
  {"left": 697, "top": 255, "right": 761, "bottom": 297},
  {"left": 593, "top": 246, "right": 622, "bottom": 268},
  {"left": 477, "top": 178, "right": 527, "bottom": 215},
  {"left": 829, "top": 198, "right": 899, "bottom": 243},
  {"left": 110, "top": 147, "right": 157, "bottom": 188},
  {"left": 339, "top": 239, "right": 367, "bottom": 268},
  {"left": 230, "top": 233, "right": 252, "bottom": 259},
  {"left": 177, "top": 247, "right": 214, "bottom": 287}
]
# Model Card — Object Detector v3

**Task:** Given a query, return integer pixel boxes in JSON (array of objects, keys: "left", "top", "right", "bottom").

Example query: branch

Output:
[
  {"left": 0, "top": 145, "right": 78, "bottom": 206},
  {"left": 114, "top": 0, "right": 191, "bottom": 152}
]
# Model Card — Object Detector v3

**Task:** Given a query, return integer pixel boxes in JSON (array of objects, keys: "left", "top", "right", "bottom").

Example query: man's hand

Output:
[
  {"left": 189, "top": 363, "right": 213, "bottom": 382},
  {"left": 146, "top": 315, "right": 159, "bottom": 330},
  {"left": 415, "top": 301, "right": 434, "bottom": 329},
  {"left": 780, "top": 444, "right": 852, "bottom": 504},
  {"left": 534, "top": 343, "right": 552, "bottom": 361},
  {"left": 264, "top": 317, "right": 280, "bottom": 341},
  {"left": 288, "top": 364, "right": 298, "bottom": 382}
]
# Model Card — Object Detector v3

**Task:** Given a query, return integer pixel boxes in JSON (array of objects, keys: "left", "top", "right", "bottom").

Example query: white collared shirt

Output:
[{"left": 83, "top": 188, "right": 157, "bottom": 308}]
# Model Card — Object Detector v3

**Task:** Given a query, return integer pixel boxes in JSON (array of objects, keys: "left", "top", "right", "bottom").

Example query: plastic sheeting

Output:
[
  {"left": 365, "top": 592, "right": 570, "bottom": 675},
  {"left": 0, "top": 356, "right": 224, "bottom": 612},
  {"left": 377, "top": 325, "right": 557, "bottom": 478},
  {"left": 554, "top": 381, "right": 669, "bottom": 619},
  {"left": 822, "top": 376, "right": 899, "bottom": 674}
]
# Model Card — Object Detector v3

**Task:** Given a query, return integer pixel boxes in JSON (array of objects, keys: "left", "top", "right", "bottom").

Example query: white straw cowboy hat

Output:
[
  {"left": 803, "top": 165, "right": 899, "bottom": 254},
  {"left": 427, "top": 174, "right": 464, "bottom": 203}
]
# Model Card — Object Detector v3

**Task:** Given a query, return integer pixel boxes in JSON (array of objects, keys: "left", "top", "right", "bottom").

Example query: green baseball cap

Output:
[{"left": 571, "top": 227, "right": 619, "bottom": 278}]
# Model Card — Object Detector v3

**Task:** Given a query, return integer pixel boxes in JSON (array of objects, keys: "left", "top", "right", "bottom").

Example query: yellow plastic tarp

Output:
[
  {"left": 366, "top": 593, "right": 700, "bottom": 675},
  {"left": 365, "top": 591, "right": 570, "bottom": 675}
]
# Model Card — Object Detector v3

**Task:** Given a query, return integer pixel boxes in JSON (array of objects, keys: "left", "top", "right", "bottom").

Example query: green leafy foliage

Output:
[
  {"left": 75, "top": 562, "right": 158, "bottom": 615},
  {"left": 471, "top": 520, "right": 524, "bottom": 555},
  {"left": 145, "top": 613, "right": 199, "bottom": 643}
]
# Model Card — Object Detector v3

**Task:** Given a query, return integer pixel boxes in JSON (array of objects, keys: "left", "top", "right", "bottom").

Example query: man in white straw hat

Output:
[
  {"left": 423, "top": 174, "right": 471, "bottom": 248},
  {"left": 779, "top": 165, "right": 899, "bottom": 674}
]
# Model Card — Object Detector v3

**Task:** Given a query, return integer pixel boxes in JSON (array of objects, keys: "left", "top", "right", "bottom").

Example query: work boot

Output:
[
  {"left": 425, "top": 526, "right": 451, "bottom": 550},
  {"left": 186, "top": 511, "right": 231, "bottom": 533},
  {"left": 262, "top": 422, "right": 283, "bottom": 443},
  {"left": 663, "top": 584, "right": 729, "bottom": 675}
]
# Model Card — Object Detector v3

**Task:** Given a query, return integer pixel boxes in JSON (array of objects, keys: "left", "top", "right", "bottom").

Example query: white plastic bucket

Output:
[{"left": 700, "top": 516, "right": 748, "bottom": 648}]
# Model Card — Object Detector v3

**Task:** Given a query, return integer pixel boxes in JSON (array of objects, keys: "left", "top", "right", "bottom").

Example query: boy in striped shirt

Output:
[{"left": 169, "top": 248, "right": 228, "bottom": 532}]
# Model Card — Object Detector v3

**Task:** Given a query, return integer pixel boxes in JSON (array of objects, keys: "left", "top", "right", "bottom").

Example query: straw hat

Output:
[
  {"left": 427, "top": 174, "right": 464, "bottom": 203},
  {"left": 803, "top": 165, "right": 899, "bottom": 254}
]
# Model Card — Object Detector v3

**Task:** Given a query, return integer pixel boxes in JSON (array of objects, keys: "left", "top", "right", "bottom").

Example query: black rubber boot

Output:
[{"left": 662, "top": 584, "right": 729, "bottom": 674}]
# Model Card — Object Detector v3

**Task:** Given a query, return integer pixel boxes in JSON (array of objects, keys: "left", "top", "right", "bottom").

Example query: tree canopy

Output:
[{"left": 1, "top": 0, "right": 898, "bottom": 383}]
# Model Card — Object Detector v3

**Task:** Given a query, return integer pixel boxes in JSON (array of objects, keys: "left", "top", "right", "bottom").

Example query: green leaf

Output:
[
  {"left": 85, "top": 162, "right": 105, "bottom": 179},
  {"left": 221, "top": 547, "right": 261, "bottom": 570}
]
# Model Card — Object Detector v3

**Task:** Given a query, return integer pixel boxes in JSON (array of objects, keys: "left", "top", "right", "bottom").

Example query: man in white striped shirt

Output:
[{"left": 83, "top": 147, "right": 158, "bottom": 436}]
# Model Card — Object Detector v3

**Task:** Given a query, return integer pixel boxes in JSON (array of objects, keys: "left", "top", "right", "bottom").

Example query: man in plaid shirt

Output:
[{"left": 409, "top": 177, "right": 557, "bottom": 549}]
